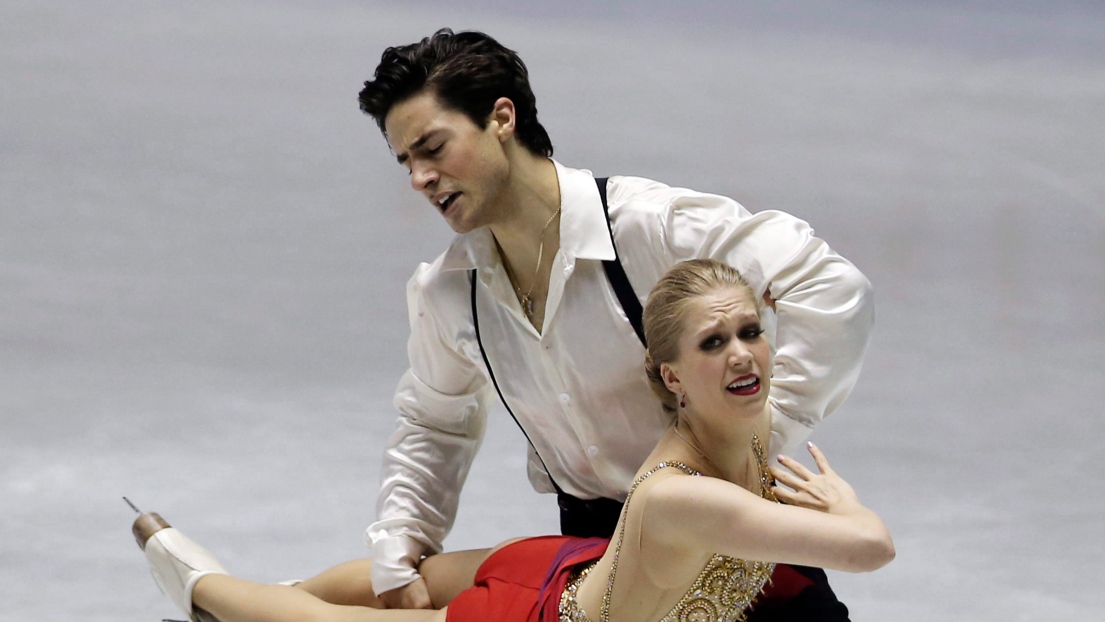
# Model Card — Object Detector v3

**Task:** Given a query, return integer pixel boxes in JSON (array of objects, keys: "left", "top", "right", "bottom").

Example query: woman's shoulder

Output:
[
  {"left": 635, "top": 468, "right": 763, "bottom": 560},
  {"left": 629, "top": 468, "right": 717, "bottom": 587},
  {"left": 627, "top": 462, "right": 707, "bottom": 524}
]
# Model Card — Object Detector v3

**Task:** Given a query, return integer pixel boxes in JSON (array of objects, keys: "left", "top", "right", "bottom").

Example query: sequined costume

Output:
[
  {"left": 444, "top": 538, "right": 847, "bottom": 622},
  {"left": 445, "top": 459, "right": 849, "bottom": 622},
  {"left": 559, "top": 461, "right": 775, "bottom": 622}
]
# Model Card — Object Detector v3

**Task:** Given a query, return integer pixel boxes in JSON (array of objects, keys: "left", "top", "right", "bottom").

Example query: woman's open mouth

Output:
[{"left": 726, "top": 375, "right": 760, "bottom": 396}]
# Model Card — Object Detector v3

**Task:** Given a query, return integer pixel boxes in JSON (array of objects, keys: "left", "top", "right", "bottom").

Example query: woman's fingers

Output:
[
  {"left": 806, "top": 441, "right": 834, "bottom": 475},
  {"left": 776, "top": 454, "right": 815, "bottom": 480},
  {"left": 769, "top": 466, "right": 805, "bottom": 491},
  {"left": 771, "top": 485, "right": 798, "bottom": 505},
  {"left": 770, "top": 480, "right": 829, "bottom": 511}
]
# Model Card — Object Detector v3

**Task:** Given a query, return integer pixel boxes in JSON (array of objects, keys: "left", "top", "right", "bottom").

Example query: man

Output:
[{"left": 358, "top": 29, "right": 873, "bottom": 611}]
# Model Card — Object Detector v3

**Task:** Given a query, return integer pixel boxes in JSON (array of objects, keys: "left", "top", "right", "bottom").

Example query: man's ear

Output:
[
  {"left": 660, "top": 362, "right": 683, "bottom": 396},
  {"left": 489, "top": 97, "right": 516, "bottom": 141}
]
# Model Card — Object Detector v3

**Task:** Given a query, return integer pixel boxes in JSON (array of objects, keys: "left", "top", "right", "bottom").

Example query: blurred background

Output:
[{"left": 2, "top": 1, "right": 1103, "bottom": 619}]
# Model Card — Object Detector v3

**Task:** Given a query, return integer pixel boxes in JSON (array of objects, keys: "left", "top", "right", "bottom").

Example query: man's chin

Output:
[
  {"left": 446, "top": 219, "right": 481, "bottom": 235},
  {"left": 444, "top": 210, "right": 485, "bottom": 234}
]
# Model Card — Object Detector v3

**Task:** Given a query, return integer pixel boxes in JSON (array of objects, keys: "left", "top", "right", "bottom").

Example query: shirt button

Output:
[
  {"left": 559, "top": 393, "right": 571, "bottom": 405},
  {"left": 587, "top": 445, "right": 599, "bottom": 457}
]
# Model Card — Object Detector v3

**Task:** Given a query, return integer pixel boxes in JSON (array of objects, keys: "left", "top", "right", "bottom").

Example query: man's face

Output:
[{"left": 384, "top": 90, "right": 511, "bottom": 233}]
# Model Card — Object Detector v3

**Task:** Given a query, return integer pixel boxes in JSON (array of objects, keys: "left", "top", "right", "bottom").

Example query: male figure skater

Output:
[{"left": 358, "top": 29, "right": 873, "bottom": 611}]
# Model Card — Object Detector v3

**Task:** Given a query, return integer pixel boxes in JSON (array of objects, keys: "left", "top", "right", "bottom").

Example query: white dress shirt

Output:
[{"left": 367, "top": 161, "right": 874, "bottom": 593}]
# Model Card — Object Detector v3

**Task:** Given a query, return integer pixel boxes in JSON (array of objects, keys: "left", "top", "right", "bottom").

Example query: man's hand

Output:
[
  {"left": 762, "top": 288, "right": 777, "bottom": 312},
  {"left": 378, "top": 577, "right": 433, "bottom": 610}
]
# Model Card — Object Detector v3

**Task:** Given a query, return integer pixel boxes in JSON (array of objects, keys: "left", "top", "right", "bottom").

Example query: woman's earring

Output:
[{"left": 679, "top": 393, "right": 686, "bottom": 409}]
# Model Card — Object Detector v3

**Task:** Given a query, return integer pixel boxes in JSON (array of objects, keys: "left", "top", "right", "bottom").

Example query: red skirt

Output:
[{"left": 446, "top": 536, "right": 608, "bottom": 622}]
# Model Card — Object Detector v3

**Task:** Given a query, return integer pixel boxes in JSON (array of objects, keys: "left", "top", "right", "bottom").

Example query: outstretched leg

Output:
[
  {"left": 293, "top": 539, "right": 525, "bottom": 609},
  {"left": 296, "top": 536, "right": 523, "bottom": 609},
  {"left": 133, "top": 510, "right": 506, "bottom": 622},
  {"left": 293, "top": 559, "right": 384, "bottom": 607},
  {"left": 193, "top": 574, "right": 447, "bottom": 622},
  {"left": 190, "top": 544, "right": 521, "bottom": 622}
]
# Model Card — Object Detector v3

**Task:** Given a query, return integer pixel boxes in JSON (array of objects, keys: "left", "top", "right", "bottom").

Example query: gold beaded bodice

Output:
[{"left": 559, "top": 435, "right": 777, "bottom": 622}]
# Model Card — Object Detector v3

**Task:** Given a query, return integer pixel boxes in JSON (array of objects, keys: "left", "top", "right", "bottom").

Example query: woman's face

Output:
[{"left": 662, "top": 285, "right": 771, "bottom": 424}]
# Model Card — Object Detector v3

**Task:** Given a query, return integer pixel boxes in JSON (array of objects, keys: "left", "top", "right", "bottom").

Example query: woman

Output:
[{"left": 133, "top": 259, "right": 893, "bottom": 622}]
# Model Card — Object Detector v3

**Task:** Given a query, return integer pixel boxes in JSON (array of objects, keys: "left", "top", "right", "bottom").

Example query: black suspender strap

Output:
[
  {"left": 469, "top": 269, "right": 563, "bottom": 493},
  {"left": 595, "top": 177, "right": 647, "bottom": 348},
  {"left": 467, "top": 176, "right": 646, "bottom": 496}
]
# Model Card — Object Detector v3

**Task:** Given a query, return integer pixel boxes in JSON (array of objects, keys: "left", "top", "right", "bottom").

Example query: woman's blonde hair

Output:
[{"left": 643, "top": 259, "right": 757, "bottom": 413}]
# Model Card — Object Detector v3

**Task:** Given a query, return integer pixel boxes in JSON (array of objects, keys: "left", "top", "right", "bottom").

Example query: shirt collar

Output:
[
  {"left": 557, "top": 161, "right": 617, "bottom": 262},
  {"left": 440, "top": 226, "right": 496, "bottom": 271},
  {"left": 439, "top": 160, "right": 616, "bottom": 272}
]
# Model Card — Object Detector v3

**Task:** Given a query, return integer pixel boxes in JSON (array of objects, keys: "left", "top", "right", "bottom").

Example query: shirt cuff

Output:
[{"left": 367, "top": 532, "right": 425, "bottom": 595}]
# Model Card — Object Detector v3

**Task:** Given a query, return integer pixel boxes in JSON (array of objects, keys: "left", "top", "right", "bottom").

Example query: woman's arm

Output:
[{"left": 642, "top": 443, "right": 894, "bottom": 573}]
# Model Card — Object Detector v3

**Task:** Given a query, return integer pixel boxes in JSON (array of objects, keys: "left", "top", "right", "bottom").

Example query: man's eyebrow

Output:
[{"left": 395, "top": 131, "right": 437, "bottom": 165}]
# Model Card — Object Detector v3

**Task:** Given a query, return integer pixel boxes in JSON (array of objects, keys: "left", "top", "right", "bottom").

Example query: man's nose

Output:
[{"left": 410, "top": 162, "right": 438, "bottom": 192}]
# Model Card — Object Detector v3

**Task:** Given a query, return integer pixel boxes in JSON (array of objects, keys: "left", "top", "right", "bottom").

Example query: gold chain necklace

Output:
[
  {"left": 503, "top": 205, "right": 561, "bottom": 319},
  {"left": 672, "top": 426, "right": 775, "bottom": 499},
  {"left": 672, "top": 424, "right": 722, "bottom": 478}
]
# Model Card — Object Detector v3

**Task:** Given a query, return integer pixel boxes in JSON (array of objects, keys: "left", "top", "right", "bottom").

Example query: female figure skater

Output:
[{"left": 132, "top": 259, "right": 893, "bottom": 622}]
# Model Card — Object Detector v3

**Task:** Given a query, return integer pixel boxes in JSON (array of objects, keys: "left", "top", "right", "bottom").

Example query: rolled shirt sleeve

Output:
[
  {"left": 366, "top": 264, "right": 493, "bottom": 594},
  {"left": 667, "top": 194, "right": 874, "bottom": 457}
]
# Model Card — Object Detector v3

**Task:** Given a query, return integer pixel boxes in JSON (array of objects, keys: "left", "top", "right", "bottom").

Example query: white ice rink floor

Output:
[{"left": 2, "top": 1, "right": 1103, "bottom": 620}]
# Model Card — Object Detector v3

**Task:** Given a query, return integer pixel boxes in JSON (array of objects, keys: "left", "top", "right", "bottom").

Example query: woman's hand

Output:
[{"left": 770, "top": 442, "right": 862, "bottom": 514}]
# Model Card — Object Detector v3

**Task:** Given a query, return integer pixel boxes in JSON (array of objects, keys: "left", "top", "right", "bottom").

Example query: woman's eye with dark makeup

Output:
[
  {"left": 740, "top": 326, "right": 764, "bottom": 341},
  {"left": 700, "top": 335, "right": 724, "bottom": 350}
]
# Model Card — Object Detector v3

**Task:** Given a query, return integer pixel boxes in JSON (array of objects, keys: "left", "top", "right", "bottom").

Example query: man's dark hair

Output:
[{"left": 359, "top": 28, "right": 554, "bottom": 157}]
